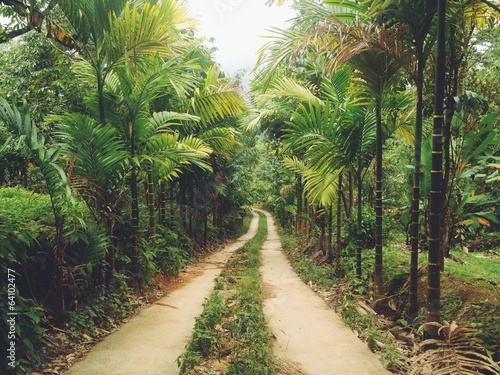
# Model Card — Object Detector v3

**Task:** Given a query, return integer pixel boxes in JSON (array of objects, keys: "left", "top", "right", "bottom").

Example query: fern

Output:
[{"left": 410, "top": 321, "right": 500, "bottom": 375}]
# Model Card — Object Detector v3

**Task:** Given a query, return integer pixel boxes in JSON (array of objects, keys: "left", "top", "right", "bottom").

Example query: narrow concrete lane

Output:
[
  {"left": 64, "top": 211, "right": 260, "bottom": 375},
  {"left": 257, "top": 209, "right": 391, "bottom": 375}
]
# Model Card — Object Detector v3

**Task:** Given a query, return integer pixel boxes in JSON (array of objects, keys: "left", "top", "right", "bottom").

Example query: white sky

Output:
[{"left": 184, "top": 0, "right": 296, "bottom": 79}]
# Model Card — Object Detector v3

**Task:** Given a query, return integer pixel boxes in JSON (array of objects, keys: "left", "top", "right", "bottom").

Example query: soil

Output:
[{"left": 59, "top": 210, "right": 392, "bottom": 374}]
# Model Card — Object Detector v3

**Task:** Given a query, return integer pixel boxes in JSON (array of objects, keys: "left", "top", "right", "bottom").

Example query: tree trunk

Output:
[
  {"left": 179, "top": 177, "right": 187, "bottom": 231},
  {"left": 321, "top": 209, "right": 327, "bottom": 256},
  {"left": 374, "top": 105, "right": 384, "bottom": 296},
  {"left": 336, "top": 173, "right": 343, "bottom": 277},
  {"left": 356, "top": 161, "right": 363, "bottom": 279},
  {"left": 52, "top": 233, "right": 66, "bottom": 328},
  {"left": 203, "top": 213, "right": 208, "bottom": 249},
  {"left": 130, "top": 120, "right": 139, "bottom": 290},
  {"left": 147, "top": 168, "right": 156, "bottom": 242},
  {"left": 426, "top": 0, "right": 446, "bottom": 335},
  {"left": 296, "top": 173, "right": 303, "bottom": 235},
  {"left": 159, "top": 181, "right": 166, "bottom": 226},
  {"left": 170, "top": 181, "right": 175, "bottom": 228},
  {"left": 349, "top": 172, "right": 355, "bottom": 217},
  {"left": 130, "top": 166, "right": 140, "bottom": 290},
  {"left": 327, "top": 205, "right": 333, "bottom": 261},
  {"left": 408, "top": 47, "right": 426, "bottom": 322}
]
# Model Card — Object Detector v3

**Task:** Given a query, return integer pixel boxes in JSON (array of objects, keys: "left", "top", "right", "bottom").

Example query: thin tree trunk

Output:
[
  {"left": 356, "top": 162, "right": 363, "bottom": 279},
  {"left": 130, "top": 121, "right": 139, "bottom": 290},
  {"left": 336, "top": 174, "right": 343, "bottom": 277},
  {"left": 321, "top": 208, "right": 327, "bottom": 256},
  {"left": 327, "top": 205, "right": 333, "bottom": 261},
  {"left": 106, "top": 225, "right": 117, "bottom": 287},
  {"left": 349, "top": 172, "right": 355, "bottom": 217},
  {"left": 408, "top": 47, "right": 426, "bottom": 322},
  {"left": 440, "top": 19, "right": 464, "bottom": 263},
  {"left": 203, "top": 213, "right": 208, "bottom": 248},
  {"left": 426, "top": 0, "right": 446, "bottom": 335},
  {"left": 52, "top": 230, "right": 66, "bottom": 328},
  {"left": 188, "top": 183, "right": 193, "bottom": 237},
  {"left": 179, "top": 177, "right": 187, "bottom": 231},
  {"left": 375, "top": 105, "right": 384, "bottom": 296},
  {"left": 159, "top": 181, "right": 166, "bottom": 226},
  {"left": 147, "top": 168, "right": 156, "bottom": 242},
  {"left": 170, "top": 181, "right": 175, "bottom": 228},
  {"left": 131, "top": 166, "right": 139, "bottom": 290},
  {"left": 97, "top": 74, "right": 106, "bottom": 125},
  {"left": 296, "top": 174, "right": 303, "bottom": 235}
]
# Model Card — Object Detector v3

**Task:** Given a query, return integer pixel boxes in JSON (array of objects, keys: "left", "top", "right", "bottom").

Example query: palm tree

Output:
[
  {"left": 426, "top": 0, "right": 446, "bottom": 334},
  {"left": 254, "top": 0, "right": 405, "bottom": 288},
  {"left": 54, "top": 0, "right": 205, "bottom": 287},
  {"left": 171, "top": 65, "right": 246, "bottom": 238},
  {"left": 107, "top": 58, "right": 212, "bottom": 287},
  {"left": 282, "top": 97, "right": 377, "bottom": 279},
  {"left": 54, "top": 113, "right": 129, "bottom": 283},
  {"left": 56, "top": 0, "right": 195, "bottom": 125},
  {"left": 347, "top": 51, "right": 402, "bottom": 294}
]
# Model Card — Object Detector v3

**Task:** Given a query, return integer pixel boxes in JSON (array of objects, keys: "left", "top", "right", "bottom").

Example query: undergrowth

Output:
[
  {"left": 178, "top": 211, "right": 275, "bottom": 374},
  {"left": 279, "top": 228, "right": 500, "bottom": 373}
]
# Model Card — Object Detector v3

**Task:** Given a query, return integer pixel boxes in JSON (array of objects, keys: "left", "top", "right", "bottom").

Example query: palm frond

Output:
[
  {"left": 283, "top": 156, "right": 340, "bottom": 206},
  {"left": 0, "top": 99, "right": 40, "bottom": 151},
  {"left": 150, "top": 111, "right": 200, "bottom": 131},
  {"left": 349, "top": 51, "right": 402, "bottom": 104},
  {"left": 198, "top": 127, "right": 241, "bottom": 157},
  {"left": 189, "top": 67, "right": 247, "bottom": 126},
  {"left": 107, "top": 0, "right": 195, "bottom": 65},
  {"left": 320, "top": 65, "right": 352, "bottom": 105},
  {"left": 409, "top": 321, "right": 500, "bottom": 375},
  {"left": 258, "top": 76, "right": 323, "bottom": 107},
  {"left": 55, "top": 113, "right": 128, "bottom": 186},
  {"left": 145, "top": 132, "right": 212, "bottom": 177}
]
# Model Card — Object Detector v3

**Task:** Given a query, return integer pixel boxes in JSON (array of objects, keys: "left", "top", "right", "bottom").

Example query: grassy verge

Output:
[{"left": 177, "top": 212, "right": 275, "bottom": 375}]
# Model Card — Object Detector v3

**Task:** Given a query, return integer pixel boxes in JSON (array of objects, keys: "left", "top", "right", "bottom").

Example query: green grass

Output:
[
  {"left": 446, "top": 248, "right": 500, "bottom": 283},
  {"left": 178, "top": 212, "right": 275, "bottom": 375}
]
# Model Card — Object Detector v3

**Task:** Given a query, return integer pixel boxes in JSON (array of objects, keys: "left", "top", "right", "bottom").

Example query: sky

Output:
[{"left": 184, "top": 0, "right": 296, "bottom": 80}]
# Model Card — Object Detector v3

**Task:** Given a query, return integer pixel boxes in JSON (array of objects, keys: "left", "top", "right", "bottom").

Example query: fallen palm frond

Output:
[{"left": 409, "top": 321, "right": 500, "bottom": 375}]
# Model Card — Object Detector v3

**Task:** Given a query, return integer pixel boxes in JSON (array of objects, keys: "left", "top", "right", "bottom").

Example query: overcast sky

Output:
[{"left": 185, "top": 0, "right": 296, "bottom": 79}]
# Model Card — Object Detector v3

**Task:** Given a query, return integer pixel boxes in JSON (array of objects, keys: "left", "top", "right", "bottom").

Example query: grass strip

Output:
[{"left": 178, "top": 212, "right": 274, "bottom": 374}]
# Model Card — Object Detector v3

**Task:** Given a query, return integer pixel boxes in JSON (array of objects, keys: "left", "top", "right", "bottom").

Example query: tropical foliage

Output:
[
  {"left": 0, "top": 0, "right": 248, "bottom": 372},
  {"left": 0, "top": 0, "right": 499, "bottom": 373}
]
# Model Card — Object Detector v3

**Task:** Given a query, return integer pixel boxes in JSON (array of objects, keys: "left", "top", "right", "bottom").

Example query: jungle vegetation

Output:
[{"left": 0, "top": 0, "right": 499, "bottom": 373}]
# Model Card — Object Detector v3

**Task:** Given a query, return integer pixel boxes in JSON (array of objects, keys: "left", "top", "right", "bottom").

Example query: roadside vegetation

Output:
[{"left": 279, "top": 226, "right": 500, "bottom": 374}]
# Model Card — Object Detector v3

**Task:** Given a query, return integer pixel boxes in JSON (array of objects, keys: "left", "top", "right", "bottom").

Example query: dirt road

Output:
[
  {"left": 257, "top": 209, "right": 390, "bottom": 375},
  {"left": 64, "top": 212, "right": 260, "bottom": 375},
  {"left": 64, "top": 209, "right": 390, "bottom": 374}
]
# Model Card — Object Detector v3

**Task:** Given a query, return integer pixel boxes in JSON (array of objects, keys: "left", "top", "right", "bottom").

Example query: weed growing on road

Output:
[{"left": 178, "top": 212, "right": 275, "bottom": 374}]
